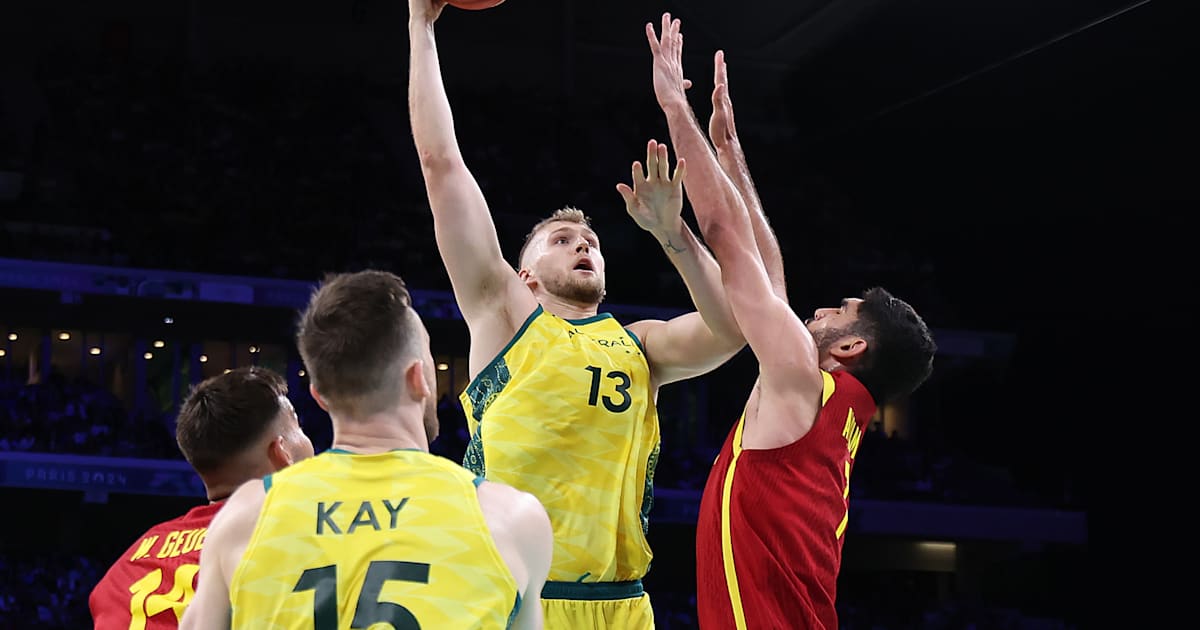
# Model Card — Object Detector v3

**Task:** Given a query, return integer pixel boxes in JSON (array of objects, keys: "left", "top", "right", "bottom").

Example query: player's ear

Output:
[
  {"left": 267, "top": 434, "right": 293, "bottom": 469},
  {"left": 518, "top": 267, "right": 538, "bottom": 291},
  {"left": 405, "top": 358, "right": 431, "bottom": 401},
  {"left": 830, "top": 336, "right": 868, "bottom": 362},
  {"left": 309, "top": 384, "right": 330, "bottom": 411}
]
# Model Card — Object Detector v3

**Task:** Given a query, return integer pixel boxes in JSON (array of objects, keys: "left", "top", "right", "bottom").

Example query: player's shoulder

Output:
[
  {"left": 107, "top": 519, "right": 172, "bottom": 564},
  {"left": 226, "top": 476, "right": 269, "bottom": 510},
  {"left": 476, "top": 478, "right": 529, "bottom": 501},
  {"left": 206, "top": 478, "right": 268, "bottom": 538},
  {"left": 621, "top": 317, "right": 661, "bottom": 343},
  {"left": 826, "top": 369, "right": 874, "bottom": 406},
  {"left": 138, "top": 506, "right": 207, "bottom": 538},
  {"left": 476, "top": 480, "right": 548, "bottom": 529}
]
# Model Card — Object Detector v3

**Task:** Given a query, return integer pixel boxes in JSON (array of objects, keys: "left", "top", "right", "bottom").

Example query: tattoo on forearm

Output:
[{"left": 662, "top": 238, "right": 687, "bottom": 254}]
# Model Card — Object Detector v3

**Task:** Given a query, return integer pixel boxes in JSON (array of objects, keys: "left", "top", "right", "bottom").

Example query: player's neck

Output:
[
  {"left": 329, "top": 417, "right": 429, "bottom": 455},
  {"left": 205, "top": 483, "right": 236, "bottom": 503},
  {"left": 331, "top": 427, "right": 429, "bottom": 451},
  {"left": 201, "top": 465, "right": 268, "bottom": 503},
  {"left": 538, "top": 294, "right": 599, "bottom": 321}
]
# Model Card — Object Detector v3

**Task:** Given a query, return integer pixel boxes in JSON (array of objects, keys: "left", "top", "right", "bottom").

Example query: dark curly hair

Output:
[{"left": 844, "top": 287, "right": 937, "bottom": 404}]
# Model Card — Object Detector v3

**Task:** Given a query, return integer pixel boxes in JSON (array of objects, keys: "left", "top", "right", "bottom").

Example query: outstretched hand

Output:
[
  {"left": 646, "top": 13, "right": 693, "bottom": 110},
  {"left": 617, "top": 139, "right": 688, "bottom": 237},
  {"left": 709, "top": 50, "right": 740, "bottom": 153}
]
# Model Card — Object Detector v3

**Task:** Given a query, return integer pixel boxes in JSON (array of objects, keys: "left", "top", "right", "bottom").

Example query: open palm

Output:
[{"left": 617, "top": 139, "right": 687, "bottom": 234}]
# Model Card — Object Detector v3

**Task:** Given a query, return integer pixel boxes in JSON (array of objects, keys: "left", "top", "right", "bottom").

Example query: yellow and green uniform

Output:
[
  {"left": 462, "top": 306, "right": 660, "bottom": 627},
  {"left": 230, "top": 449, "right": 521, "bottom": 629}
]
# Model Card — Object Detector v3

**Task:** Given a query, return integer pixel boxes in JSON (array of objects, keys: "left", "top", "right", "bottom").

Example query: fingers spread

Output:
[
  {"left": 673, "top": 157, "right": 687, "bottom": 184},
  {"left": 616, "top": 183, "right": 634, "bottom": 205}
]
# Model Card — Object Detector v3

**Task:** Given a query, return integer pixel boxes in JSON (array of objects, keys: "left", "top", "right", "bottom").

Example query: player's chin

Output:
[{"left": 561, "top": 281, "right": 605, "bottom": 304}]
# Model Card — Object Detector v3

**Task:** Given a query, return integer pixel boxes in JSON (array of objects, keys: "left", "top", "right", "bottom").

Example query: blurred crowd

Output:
[
  {"left": 1, "top": 42, "right": 953, "bottom": 322},
  {"left": 0, "top": 375, "right": 176, "bottom": 458},
  {"left": 0, "top": 554, "right": 104, "bottom": 629},
  {"left": 0, "top": 372, "right": 1062, "bottom": 509},
  {"left": 0, "top": 551, "right": 1079, "bottom": 630}
]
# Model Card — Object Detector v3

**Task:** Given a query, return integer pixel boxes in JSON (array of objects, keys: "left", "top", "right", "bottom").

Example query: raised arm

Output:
[
  {"left": 708, "top": 51, "right": 787, "bottom": 302},
  {"left": 179, "top": 481, "right": 266, "bottom": 630},
  {"left": 619, "top": 139, "right": 745, "bottom": 386},
  {"left": 407, "top": 0, "right": 534, "bottom": 326},
  {"left": 647, "top": 14, "right": 822, "bottom": 400}
]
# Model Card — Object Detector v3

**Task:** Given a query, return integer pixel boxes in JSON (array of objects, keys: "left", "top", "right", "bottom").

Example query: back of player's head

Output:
[
  {"left": 847, "top": 287, "right": 937, "bottom": 404},
  {"left": 176, "top": 366, "right": 289, "bottom": 475},
  {"left": 296, "top": 269, "right": 422, "bottom": 414}
]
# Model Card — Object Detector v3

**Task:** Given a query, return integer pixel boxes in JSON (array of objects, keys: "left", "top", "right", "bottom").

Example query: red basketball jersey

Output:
[
  {"left": 696, "top": 370, "right": 875, "bottom": 630},
  {"left": 89, "top": 502, "right": 223, "bottom": 629}
]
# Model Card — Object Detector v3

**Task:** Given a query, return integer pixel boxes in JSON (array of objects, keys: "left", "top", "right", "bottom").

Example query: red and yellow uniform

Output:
[
  {"left": 696, "top": 370, "right": 876, "bottom": 630},
  {"left": 89, "top": 502, "right": 221, "bottom": 629}
]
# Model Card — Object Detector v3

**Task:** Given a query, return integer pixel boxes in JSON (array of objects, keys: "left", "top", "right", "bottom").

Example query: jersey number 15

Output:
[{"left": 294, "top": 560, "right": 430, "bottom": 629}]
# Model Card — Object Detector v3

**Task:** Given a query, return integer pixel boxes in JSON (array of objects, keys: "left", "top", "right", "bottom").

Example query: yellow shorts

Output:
[{"left": 541, "top": 580, "right": 654, "bottom": 630}]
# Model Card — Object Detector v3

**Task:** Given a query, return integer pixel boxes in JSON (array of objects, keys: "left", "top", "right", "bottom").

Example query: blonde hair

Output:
[{"left": 517, "top": 207, "right": 592, "bottom": 269}]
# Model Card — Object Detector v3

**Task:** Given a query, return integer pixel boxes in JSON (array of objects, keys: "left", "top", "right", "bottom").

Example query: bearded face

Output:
[
  {"left": 809, "top": 322, "right": 861, "bottom": 357},
  {"left": 523, "top": 221, "right": 607, "bottom": 305},
  {"left": 539, "top": 265, "right": 606, "bottom": 304}
]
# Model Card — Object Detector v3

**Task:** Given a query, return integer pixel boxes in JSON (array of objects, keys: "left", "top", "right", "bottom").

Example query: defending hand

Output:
[
  {"left": 616, "top": 139, "right": 688, "bottom": 238},
  {"left": 646, "top": 13, "right": 693, "bottom": 110},
  {"left": 709, "top": 50, "right": 740, "bottom": 154}
]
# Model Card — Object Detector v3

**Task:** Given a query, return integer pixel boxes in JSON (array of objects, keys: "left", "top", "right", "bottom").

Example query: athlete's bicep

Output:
[
  {"left": 423, "top": 161, "right": 532, "bottom": 321},
  {"left": 634, "top": 314, "right": 744, "bottom": 387},
  {"left": 719, "top": 240, "right": 823, "bottom": 397}
]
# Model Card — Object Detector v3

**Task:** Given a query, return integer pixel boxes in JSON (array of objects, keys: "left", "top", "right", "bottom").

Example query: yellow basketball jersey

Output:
[
  {"left": 230, "top": 449, "right": 520, "bottom": 629},
  {"left": 461, "top": 306, "right": 660, "bottom": 583}
]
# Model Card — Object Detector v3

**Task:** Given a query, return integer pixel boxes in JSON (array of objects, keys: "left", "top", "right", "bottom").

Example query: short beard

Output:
[
  {"left": 546, "top": 274, "right": 605, "bottom": 304},
  {"left": 810, "top": 325, "right": 849, "bottom": 356}
]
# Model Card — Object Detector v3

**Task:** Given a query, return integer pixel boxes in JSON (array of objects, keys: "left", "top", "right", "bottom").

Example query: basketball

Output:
[{"left": 447, "top": 0, "right": 505, "bottom": 10}]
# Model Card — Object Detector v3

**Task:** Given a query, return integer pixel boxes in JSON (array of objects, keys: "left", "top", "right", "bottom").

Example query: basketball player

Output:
[
  {"left": 180, "top": 270, "right": 553, "bottom": 630},
  {"left": 88, "top": 366, "right": 314, "bottom": 629},
  {"left": 645, "top": 15, "right": 938, "bottom": 629},
  {"left": 407, "top": 0, "right": 745, "bottom": 626}
]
